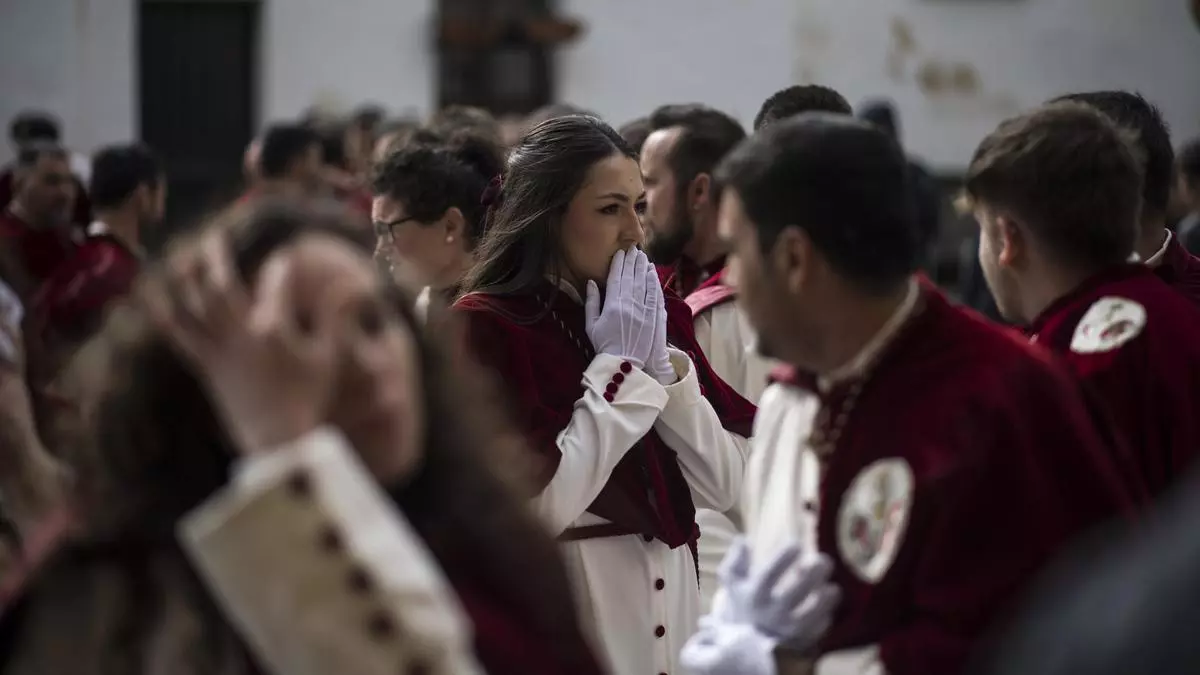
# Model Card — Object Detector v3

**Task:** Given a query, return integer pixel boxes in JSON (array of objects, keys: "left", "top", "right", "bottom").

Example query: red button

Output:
[
  {"left": 612, "top": 372, "right": 625, "bottom": 384},
  {"left": 605, "top": 382, "right": 619, "bottom": 395},
  {"left": 654, "top": 625, "right": 666, "bottom": 638},
  {"left": 620, "top": 361, "right": 633, "bottom": 374},
  {"left": 655, "top": 578, "right": 665, "bottom": 591},
  {"left": 603, "top": 392, "right": 614, "bottom": 403}
]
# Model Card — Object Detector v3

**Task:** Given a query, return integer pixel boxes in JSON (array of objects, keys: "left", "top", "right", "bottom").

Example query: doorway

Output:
[{"left": 138, "top": 0, "right": 260, "bottom": 248}]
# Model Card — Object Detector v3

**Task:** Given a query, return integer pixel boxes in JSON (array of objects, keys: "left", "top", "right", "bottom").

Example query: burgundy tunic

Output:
[
  {"left": 773, "top": 284, "right": 1142, "bottom": 675},
  {"left": 30, "top": 234, "right": 139, "bottom": 344},
  {"left": 1029, "top": 264, "right": 1200, "bottom": 498},
  {"left": 1152, "top": 233, "right": 1200, "bottom": 309},
  {"left": 0, "top": 210, "right": 77, "bottom": 300},
  {"left": 453, "top": 279, "right": 756, "bottom": 551}
]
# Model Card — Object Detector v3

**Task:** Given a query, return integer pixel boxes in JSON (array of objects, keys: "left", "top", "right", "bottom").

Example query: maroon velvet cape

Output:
[
  {"left": 772, "top": 284, "right": 1142, "bottom": 675},
  {"left": 454, "top": 278, "right": 756, "bottom": 551},
  {"left": 1029, "top": 264, "right": 1200, "bottom": 498}
]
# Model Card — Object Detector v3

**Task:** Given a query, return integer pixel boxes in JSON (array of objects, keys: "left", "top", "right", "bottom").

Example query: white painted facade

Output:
[{"left": 1, "top": 0, "right": 1197, "bottom": 170}]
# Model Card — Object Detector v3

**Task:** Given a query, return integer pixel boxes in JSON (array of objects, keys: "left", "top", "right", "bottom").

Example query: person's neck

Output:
[
  {"left": 1135, "top": 219, "right": 1168, "bottom": 262},
  {"left": 684, "top": 223, "right": 725, "bottom": 269},
  {"left": 797, "top": 281, "right": 912, "bottom": 376},
  {"left": 1020, "top": 263, "right": 1102, "bottom": 324},
  {"left": 432, "top": 253, "right": 473, "bottom": 293},
  {"left": 94, "top": 209, "right": 141, "bottom": 251}
]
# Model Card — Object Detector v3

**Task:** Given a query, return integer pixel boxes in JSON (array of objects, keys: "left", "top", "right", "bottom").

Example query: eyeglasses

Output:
[{"left": 373, "top": 215, "right": 418, "bottom": 240}]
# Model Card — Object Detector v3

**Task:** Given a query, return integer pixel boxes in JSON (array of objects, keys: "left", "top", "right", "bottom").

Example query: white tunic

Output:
[
  {"left": 538, "top": 346, "right": 751, "bottom": 675},
  {"left": 737, "top": 283, "right": 918, "bottom": 675},
  {"left": 691, "top": 300, "right": 777, "bottom": 611}
]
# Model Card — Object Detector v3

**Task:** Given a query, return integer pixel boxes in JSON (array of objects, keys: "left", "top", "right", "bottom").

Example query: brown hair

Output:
[
  {"left": 59, "top": 198, "right": 591, "bottom": 665},
  {"left": 965, "top": 101, "right": 1143, "bottom": 270}
]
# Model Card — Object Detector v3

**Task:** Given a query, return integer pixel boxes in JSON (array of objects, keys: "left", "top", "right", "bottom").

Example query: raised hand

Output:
[
  {"left": 584, "top": 247, "right": 657, "bottom": 369},
  {"left": 644, "top": 264, "right": 675, "bottom": 385},
  {"left": 715, "top": 538, "right": 841, "bottom": 652},
  {"left": 139, "top": 231, "right": 339, "bottom": 453}
]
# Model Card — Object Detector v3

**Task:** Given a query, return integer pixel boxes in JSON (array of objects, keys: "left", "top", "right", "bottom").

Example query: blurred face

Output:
[
  {"left": 371, "top": 195, "right": 463, "bottom": 289},
  {"left": 640, "top": 128, "right": 694, "bottom": 265},
  {"left": 283, "top": 234, "right": 426, "bottom": 482},
  {"left": 558, "top": 153, "right": 646, "bottom": 286},
  {"left": 717, "top": 188, "right": 783, "bottom": 359},
  {"left": 136, "top": 175, "right": 168, "bottom": 229},
  {"left": 974, "top": 204, "right": 1025, "bottom": 322},
  {"left": 295, "top": 143, "right": 325, "bottom": 192},
  {"left": 16, "top": 154, "right": 75, "bottom": 229}
]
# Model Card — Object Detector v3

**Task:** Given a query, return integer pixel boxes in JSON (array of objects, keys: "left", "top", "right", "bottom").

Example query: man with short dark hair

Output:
[
  {"left": 641, "top": 103, "right": 746, "bottom": 297},
  {"left": 0, "top": 144, "right": 79, "bottom": 299},
  {"left": 969, "top": 101, "right": 1200, "bottom": 499},
  {"left": 681, "top": 113, "right": 1139, "bottom": 675},
  {"left": 753, "top": 85, "right": 851, "bottom": 131},
  {"left": 32, "top": 143, "right": 164, "bottom": 354},
  {"left": 0, "top": 112, "right": 91, "bottom": 236},
  {"left": 1054, "top": 91, "right": 1200, "bottom": 307},
  {"left": 618, "top": 116, "right": 651, "bottom": 153},
  {"left": 245, "top": 123, "right": 324, "bottom": 200}
]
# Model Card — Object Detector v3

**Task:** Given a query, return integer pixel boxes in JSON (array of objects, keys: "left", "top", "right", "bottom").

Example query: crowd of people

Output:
[{"left": 1, "top": 82, "right": 1200, "bottom": 675}]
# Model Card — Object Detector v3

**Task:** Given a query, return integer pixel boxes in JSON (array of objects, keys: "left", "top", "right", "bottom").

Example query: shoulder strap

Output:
[{"left": 685, "top": 283, "right": 737, "bottom": 317}]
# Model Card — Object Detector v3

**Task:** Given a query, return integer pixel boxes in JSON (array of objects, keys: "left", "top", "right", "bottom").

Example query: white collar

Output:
[
  {"left": 86, "top": 220, "right": 109, "bottom": 237},
  {"left": 1143, "top": 230, "right": 1172, "bottom": 268},
  {"left": 816, "top": 278, "right": 920, "bottom": 393}
]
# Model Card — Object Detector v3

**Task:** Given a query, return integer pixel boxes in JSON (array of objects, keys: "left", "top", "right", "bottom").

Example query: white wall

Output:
[
  {"left": 0, "top": 0, "right": 135, "bottom": 165},
  {"left": 259, "top": 0, "right": 433, "bottom": 125},
  {"left": 2, "top": 0, "right": 1197, "bottom": 170},
  {"left": 560, "top": 0, "right": 1200, "bottom": 171}
]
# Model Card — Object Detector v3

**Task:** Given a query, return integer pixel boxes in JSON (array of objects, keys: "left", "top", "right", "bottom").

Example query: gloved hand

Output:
[
  {"left": 714, "top": 538, "right": 841, "bottom": 652},
  {"left": 584, "top": 248, "right": 656, "bottom": 369},
  {"left": 644, "top": 265, "right": 676, "bottom": 385},
  {"left": 681, "top": 620, "right": 778, "bottom": 675}
]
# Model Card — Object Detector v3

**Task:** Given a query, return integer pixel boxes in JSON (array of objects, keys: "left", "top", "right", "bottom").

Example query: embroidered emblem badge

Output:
[
  {"left": 1070, "top": 296, "right": 1147, "bottom": 354},
  {"left": 836, "top": 458, "right": 914, "bottom": 584}
]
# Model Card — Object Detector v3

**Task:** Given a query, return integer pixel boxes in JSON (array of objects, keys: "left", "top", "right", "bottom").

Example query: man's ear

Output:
[
  {"left": 688, "top": 173, "right": 713, "bottom": 212},
  {"left": 995, "top": 214, "right": 1024, "bottom": 268},
  {"left": 770, "top": 225, "right": 813, "bottom": 295}
]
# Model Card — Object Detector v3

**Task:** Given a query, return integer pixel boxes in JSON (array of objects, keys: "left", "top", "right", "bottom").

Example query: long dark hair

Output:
[
  {"left": 459, "top": 115, "right": 636, "bottom": 298},
  {"left": 62, "top": 198, "right": 590, "bottom": 665}
]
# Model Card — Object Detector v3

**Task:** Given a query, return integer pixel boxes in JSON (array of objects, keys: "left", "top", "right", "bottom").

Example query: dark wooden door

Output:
[{"left": 139, "top": 0, "right": 259, "bottom": 249}]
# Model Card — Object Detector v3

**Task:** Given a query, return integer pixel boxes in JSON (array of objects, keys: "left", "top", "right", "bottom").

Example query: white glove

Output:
[
  {"left": 644, "top": 265, "right": 676, "bottom": 385},
  {"left": 584, "top": 248, "right": 656, "bottom": 369},
  {"left": 715, "top": 538, "right": 841, "bottom": 652},
  {"left": 681, "top": 620, "right": 778, "bottom": 675}
]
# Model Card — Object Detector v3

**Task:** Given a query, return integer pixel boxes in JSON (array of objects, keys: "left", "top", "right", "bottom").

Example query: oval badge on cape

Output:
[
  {"left": 836, "top": 458, "right": 914, "bottom": 584},
  {"left": 1070, "top": 296, "right": 1146, "bottom": 355}
]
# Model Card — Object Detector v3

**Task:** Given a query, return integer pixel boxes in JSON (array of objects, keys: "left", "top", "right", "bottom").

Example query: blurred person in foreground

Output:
[
  {"left": 0, "top": 200, "right": 602, "bottom": 675},
  {"left": 1054, "top": 91, "right": 1200, "bottom": 308},
  {"left": 676, "top": 84, "right": 853, "bottom": 615},
  {"left": 371, "top": 132, "right": 504, "bottom": 319},
  {"left": 968, "top": 101, "right": 1200, "bottom": 500},
  {"left": 455, "top": 114, "right": 756, "bottom": 675},
  {"left": 681, "top": 113, "right": 1140, "bottom": 675},
  {"left": 640, "top": 103, "right": 746, "bottom": 297},
  {"left": 973, "top": 463, "right": 1200, "bottom": 675}
]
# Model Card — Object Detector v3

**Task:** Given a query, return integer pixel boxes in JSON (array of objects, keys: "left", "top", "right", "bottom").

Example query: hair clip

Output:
[{"left": 480, "top": 174, "right": 505, "bottom": 207}]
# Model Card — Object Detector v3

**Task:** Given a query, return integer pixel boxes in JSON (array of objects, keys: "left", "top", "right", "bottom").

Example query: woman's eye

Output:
[
  {"left": 358, "top": 303, "right": 385, "bottom": 336},
  {"left": 635, "top": 201, "right": 648, "bottom": 215},
  {"left": 599, "top": 204, "right": 620, "bottom": 215}
]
